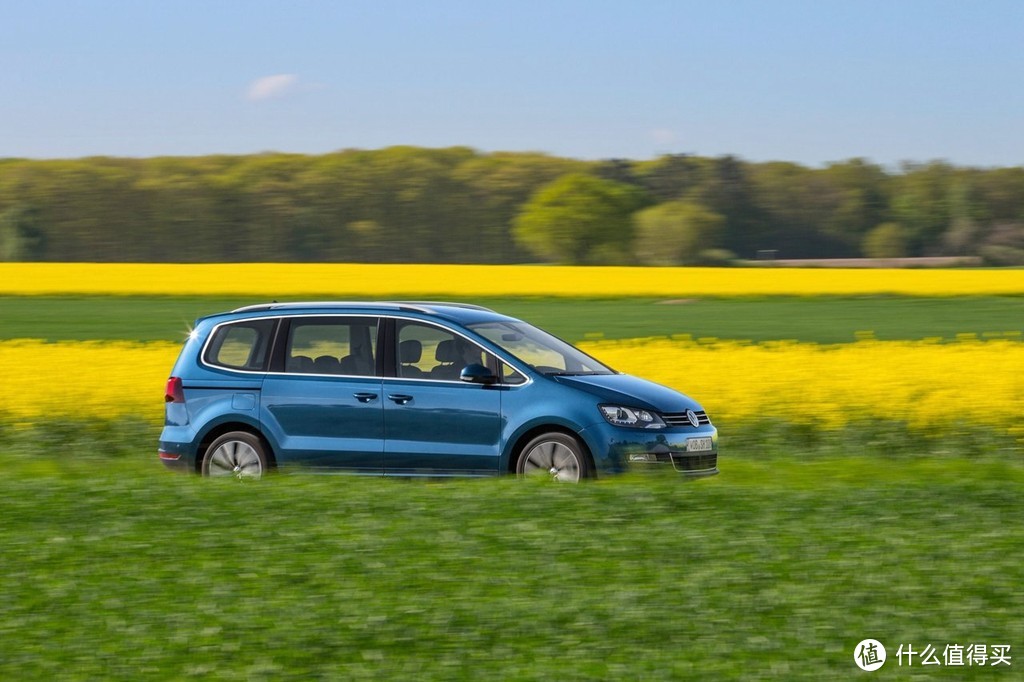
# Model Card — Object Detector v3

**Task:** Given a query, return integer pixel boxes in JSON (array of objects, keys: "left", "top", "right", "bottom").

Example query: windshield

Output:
[{"left": 468, "top": 321, "right": 615, "bottom": 376}]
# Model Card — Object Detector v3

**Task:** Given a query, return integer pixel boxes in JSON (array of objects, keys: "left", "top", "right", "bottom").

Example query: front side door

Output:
[
  {"left": 260, "top": 316, "right": 384, "bottom": 472},
  {"left": 382, "top": 319, "right": 502, "bottom": 476}
]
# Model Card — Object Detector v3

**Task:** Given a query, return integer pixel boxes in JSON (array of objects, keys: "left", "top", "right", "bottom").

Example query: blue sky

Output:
[{"left": 2, "top": 0, "right": 1023, "bottom": 166}]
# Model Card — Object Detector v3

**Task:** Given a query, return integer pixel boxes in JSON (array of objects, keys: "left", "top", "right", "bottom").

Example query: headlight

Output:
[{"left": 599, "top": 404, "right": 666, "bottom": 429}]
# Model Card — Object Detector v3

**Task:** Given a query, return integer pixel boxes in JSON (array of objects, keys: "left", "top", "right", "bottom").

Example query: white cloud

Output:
[
  {"left": 247, "top": 74, "right": 299, "bottom": 101},
  {"left": 651, "top": 128, "right": 679, "bottom": 145}
]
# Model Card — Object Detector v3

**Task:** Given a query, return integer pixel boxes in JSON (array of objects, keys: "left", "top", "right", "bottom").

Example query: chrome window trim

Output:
[
  {"left": 199, "top": 314, "right": 281, "bottom": 375},
  {"left": 387, "top": 314, "right": 534, "bottom": 388},
  {"left": 379, "top": 374, "right": 527, "bottom": 387},
  {"left": 200, "top": 313, "right": 381, "bottom": 377},
  {"left": 198, "top": 311, "right": 532, "bottom": 387},
  {"left": 257, "top": 371, "right": 529, "bottom": 387},
  {"left": 263, "top": 371, "right": 383, "bottom": 380},
  {"left": 281, "top": 313, "right": 381, "bottom": 377}
]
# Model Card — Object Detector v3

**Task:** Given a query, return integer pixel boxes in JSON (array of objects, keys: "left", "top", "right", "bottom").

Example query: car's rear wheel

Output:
[
  {"left": 202, "top": 431, "right": 267, "bottom": 480},
  {"left": 516, "top": 432, "right": 591, "bottom": 482}
]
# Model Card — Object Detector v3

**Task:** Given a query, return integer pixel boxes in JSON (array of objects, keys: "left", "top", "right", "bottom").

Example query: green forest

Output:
[{"left": 2, "top": 146, "right": 1023, "bottom": 264}]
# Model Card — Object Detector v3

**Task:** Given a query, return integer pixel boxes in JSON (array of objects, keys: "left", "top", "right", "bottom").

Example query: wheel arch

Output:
[
  {"left": 196, "top": 423, "right": 277, "bottom": 474},
  {"left": 505, "top": 424, "right": 595, "bottom": 475}
]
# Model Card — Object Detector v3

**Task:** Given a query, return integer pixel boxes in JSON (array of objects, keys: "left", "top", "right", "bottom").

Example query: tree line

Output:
[{"left": 1, "top": 147, "right": 1022, "bottom": 264}]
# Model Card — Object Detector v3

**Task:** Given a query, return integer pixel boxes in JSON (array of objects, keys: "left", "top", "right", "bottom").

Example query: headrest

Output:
[
  {"left": 435, "top": 339, "right": 457, "bottom": 362},
  {"left": 313, "top": 355, "right": 341, "bottom": 373},
  {"left": 399, "top": 339, "right": 422, "bottom": 363}
]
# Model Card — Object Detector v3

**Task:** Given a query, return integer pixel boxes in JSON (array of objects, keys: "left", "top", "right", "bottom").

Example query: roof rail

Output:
[
  {"left": 231, "top": 301, "right": 405, "bottom": 313},
  {"left": 230, "top": 301, "right": 496, "bottom": 314},
  {"left": 391, "top": 301, "right": 496, "bottom": 313}
]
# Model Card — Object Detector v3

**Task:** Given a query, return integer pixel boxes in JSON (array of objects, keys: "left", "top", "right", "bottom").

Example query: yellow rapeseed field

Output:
[
  {"left": 3, "top": 263, "right": 1023, "bottom": 297},
  {"left": 0, "top": 340, "right": 180, "bottom": 426},
  {"left": 4, "top": 264, "right": 1019, "bottom": 450},
  {"left": 580, "top": 338, "right": 1024, "bottom": 438},
  {"left": 2, "top": 338, "right": 1021, "bottom": 441}
]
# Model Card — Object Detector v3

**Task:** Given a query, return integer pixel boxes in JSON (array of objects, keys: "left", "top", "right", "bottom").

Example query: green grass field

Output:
[
  {"left": 2, "top": 294, "right": 1022, "bottom": 342},
  {"left": 2, "top": 293, "right": 1021, "bottom": 678},
  {"left": 1, "top": 455, "right": 1021, "bottom": 680}
]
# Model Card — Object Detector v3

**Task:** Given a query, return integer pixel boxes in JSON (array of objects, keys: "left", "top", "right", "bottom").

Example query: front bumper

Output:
[{"left": 580, "top": 422, "right": 719, "bottom": 477}]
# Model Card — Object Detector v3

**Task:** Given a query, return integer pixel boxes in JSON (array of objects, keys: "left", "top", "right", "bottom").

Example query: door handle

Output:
[
  {"left": 353, "top": 392, "right": 378, "bottom": 403},
  {"left": 387, "top": 394, "right": 413, "bottom": 405}
]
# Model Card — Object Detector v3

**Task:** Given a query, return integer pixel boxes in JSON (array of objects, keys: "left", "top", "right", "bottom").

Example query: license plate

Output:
[{"left": 686, "top": 437, "right": 713, "bottom": 453}]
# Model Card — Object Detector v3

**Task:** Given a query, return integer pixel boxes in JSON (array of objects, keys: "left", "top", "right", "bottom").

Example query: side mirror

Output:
[{"left": 460, "top": 363, "right": 498, "bottom": 385}]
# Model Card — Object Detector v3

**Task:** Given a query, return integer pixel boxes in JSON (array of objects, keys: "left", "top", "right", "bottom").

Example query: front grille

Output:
[
  {"left": 671, "top": 452, "right": 718, "bottom": 473},
  {"left": 663, "top": 410, "right": 711, "bottom": 427}
]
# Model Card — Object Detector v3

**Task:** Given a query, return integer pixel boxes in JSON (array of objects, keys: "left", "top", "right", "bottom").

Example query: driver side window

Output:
[{"left": 396, "top": 321, "right": 496, "bottom": 381}]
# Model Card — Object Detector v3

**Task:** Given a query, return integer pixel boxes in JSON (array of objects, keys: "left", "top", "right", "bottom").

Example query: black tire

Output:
[
  {"left": 201, "top": 431, "right": 268, "bottom": 479},
  {"left": 515, "top": 432, "right": 592, "bottom": 482}
]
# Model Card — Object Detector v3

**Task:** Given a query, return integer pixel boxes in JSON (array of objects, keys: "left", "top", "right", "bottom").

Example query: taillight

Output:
[{"left": 165, "top": 377, "right": 185, "bottom": 403}]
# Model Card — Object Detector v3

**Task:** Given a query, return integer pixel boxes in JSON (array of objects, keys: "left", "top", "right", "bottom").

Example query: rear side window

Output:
[
  {"left": 285, "top": 317, "right": 379, "bottom": 376},
  {"left": 203, "top": 319, "right": 277, "bottom": 371}
]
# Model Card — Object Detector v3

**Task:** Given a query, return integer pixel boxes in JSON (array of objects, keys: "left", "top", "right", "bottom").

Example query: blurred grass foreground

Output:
[{"left": 0, "top": 461, "right": 1021, "bottom": 679}]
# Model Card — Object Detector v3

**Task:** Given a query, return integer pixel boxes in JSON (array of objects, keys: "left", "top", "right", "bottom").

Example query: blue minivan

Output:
[{"left": 159, "top": 302, "right": 718, "bottom": 481}]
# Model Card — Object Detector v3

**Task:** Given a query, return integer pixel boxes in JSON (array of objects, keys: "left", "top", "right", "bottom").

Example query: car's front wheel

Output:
[
  {"left": 515, "top": 432, "right": 591, "bottom": 482},
  {"left": 202, "top": 431, "right": 268, "bottom": 479}
]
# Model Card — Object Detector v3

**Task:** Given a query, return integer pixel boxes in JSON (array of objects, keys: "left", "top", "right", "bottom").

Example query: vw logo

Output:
[{"left": 686, "top": 409, "right": 700, "bottom": 428}]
